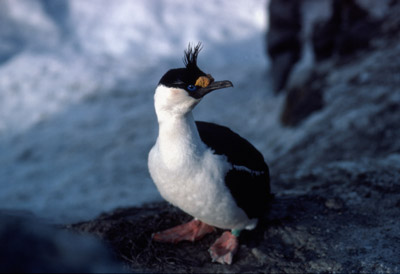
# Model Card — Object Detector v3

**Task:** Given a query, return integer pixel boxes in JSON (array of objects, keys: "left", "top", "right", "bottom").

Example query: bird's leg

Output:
[
  {"left": 152, "top": 219, "right": 215, "bottom": 243},
  {"left": 208, "top": 230, "right": 240, "bottom": 265}
]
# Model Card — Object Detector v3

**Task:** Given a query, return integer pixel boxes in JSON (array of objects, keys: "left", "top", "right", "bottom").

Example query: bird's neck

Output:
[{"left": 157, "top": 112, "right": 205, "bottom": 168}]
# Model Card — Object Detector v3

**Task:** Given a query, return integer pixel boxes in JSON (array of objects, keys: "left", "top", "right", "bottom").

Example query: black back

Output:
[{"left": 196, "top": 121, "right": 271, "bottom": 219}]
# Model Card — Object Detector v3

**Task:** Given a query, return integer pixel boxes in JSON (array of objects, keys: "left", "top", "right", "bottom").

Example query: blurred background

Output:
[
  {"left": 0, "top": 0, "right": 398, "bottom": 225},
  {"left": 0, "top": 0, "right": 270, "bottom": 223}
]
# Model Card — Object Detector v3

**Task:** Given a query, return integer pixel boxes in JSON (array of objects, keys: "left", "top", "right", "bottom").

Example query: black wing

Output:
[{"left": 196, "top": 121, "right": 271, "bottom": 219}]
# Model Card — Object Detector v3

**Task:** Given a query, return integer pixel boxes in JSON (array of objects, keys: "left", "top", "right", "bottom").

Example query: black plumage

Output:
[
  {"left": 159, "top": 43, "right": 207, "bottom": 93},
  {"left": 183, "top": 42, "right": 202, "bottom": 69},
  {"left": 196, "top": 121, "right": 271, "bottom": 219}
]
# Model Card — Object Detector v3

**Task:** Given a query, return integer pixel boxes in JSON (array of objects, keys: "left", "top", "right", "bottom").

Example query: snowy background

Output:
[{"left": 0, "top": 0, "right": 285, "bottom": 223}]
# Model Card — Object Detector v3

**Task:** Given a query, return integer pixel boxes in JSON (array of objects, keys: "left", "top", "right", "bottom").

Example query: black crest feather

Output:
[{"left": 183, "top": 42, "right": 202, "bottom": 69}]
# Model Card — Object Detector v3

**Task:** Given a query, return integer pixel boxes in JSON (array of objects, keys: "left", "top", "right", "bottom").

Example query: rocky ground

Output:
[
  {"left": 69, "top": 154, "right": 400, "bottom": 273},
  {"left": 68, "top": 9, "right": 400, "bottom": 272}
]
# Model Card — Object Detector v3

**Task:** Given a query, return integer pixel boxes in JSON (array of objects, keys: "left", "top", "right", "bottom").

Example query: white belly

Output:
[{"left": 148, "top": 145, "right": 255, "bottom": 230}]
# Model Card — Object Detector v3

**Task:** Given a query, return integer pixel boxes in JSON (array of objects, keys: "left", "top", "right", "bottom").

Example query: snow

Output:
[{"left": 0, "top": 0, "right": 275, "bottom": 223}]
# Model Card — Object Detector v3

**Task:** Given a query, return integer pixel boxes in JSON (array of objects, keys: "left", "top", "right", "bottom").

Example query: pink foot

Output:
[
  {"left": 152, "top": 219, "right": 215, "bottom": 243},
  {"left": 208, "top": 231, "right": 239, "bottom": 265}
]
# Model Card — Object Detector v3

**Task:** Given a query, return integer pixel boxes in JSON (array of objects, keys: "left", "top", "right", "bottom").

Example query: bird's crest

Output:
[{"left": 183, "top": 42, "right": 202, "bottom": 70}]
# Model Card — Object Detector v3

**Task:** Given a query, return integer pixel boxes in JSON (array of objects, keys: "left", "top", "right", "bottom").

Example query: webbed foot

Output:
[
  {"left": 208, "top": 231, "right": 239, "bottom": 264},
  {"left": 152, "top": 219, "right": 215, "bottom": 243}
]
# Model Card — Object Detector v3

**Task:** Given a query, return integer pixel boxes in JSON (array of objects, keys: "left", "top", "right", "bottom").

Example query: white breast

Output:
[{"left": 148, "top": 143, "right": 255, "bottom": 230}]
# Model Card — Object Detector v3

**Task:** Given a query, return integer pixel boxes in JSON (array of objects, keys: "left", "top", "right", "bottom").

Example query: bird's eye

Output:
[{"left": 187, "top": 85, "right": 197, "bottom": 91}]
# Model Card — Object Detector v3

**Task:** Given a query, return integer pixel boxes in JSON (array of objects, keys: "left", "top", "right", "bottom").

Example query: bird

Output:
[{"left": 148, "top": 43, "right": 271, "bottom": 265}]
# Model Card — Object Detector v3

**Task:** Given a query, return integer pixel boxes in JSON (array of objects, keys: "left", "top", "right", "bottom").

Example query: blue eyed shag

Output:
[{"left": 148, "top": 43, "right": 271, "bottom": 265}]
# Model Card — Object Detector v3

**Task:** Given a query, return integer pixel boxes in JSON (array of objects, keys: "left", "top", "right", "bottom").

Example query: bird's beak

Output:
[{"left": 192, "top": 78, "right": 233, "bottom": 99}]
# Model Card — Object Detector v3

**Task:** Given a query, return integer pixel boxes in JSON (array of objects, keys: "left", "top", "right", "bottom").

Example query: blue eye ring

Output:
[{"left": 187, "top": 84, "right": 197, "bottom": 91}]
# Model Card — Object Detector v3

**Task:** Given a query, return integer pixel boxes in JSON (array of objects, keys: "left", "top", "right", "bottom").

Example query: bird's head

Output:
[{"left": 154, "top": 43, "right": 233, "bottom": 120}]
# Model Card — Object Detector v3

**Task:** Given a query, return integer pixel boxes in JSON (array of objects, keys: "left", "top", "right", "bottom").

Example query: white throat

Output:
[
  {"left": 156, "top": 112, "right": 206, "bottom": 170},
  {"left": 152, "top": 84, "right": 205, "bottom": 169},
  {"left": 154, "top": 84, "right": 200, "bottom": 123}
]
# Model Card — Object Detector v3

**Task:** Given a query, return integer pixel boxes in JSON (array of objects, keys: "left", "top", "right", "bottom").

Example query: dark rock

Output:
[
  {"left": 312, "top": 0, "right": 381, "bottom": 61},
  {"left": 280, "top": 72, "right": 324, "bottom": 127},
  {"left": 266, "top": 0, "right": 383, "bottom": 97},
  {"left": 267, "top": 0, "right": 302, "bottom": 93},
  {"left": 0, "top": 212, "right": 126, "bottom": 273}
]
